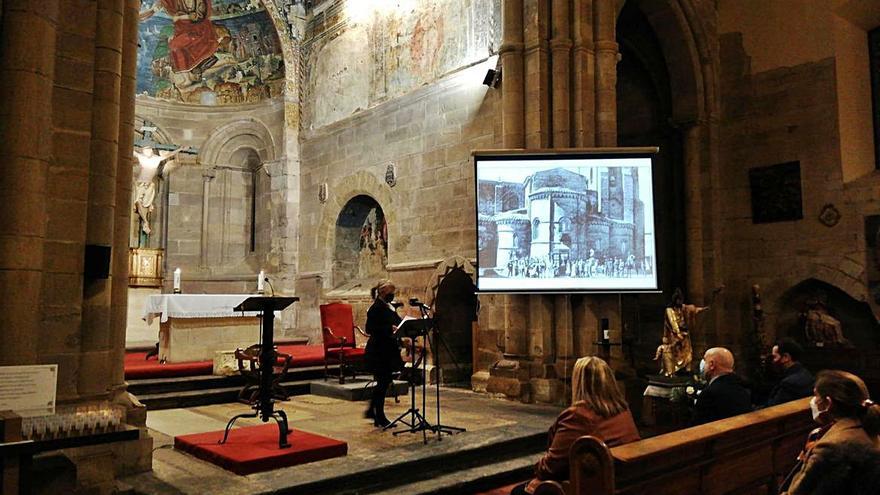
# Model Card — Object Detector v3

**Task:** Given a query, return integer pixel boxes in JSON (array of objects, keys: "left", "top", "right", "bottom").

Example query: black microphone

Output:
[
  {"left": 264, "top": 277, "right": 275, "bottom": 297},
  {"left": 391, "top": 302, "right": 404, "bottom": 309},
  {"left": 409, "top": 298, "right": 431, "bottom": 310}
]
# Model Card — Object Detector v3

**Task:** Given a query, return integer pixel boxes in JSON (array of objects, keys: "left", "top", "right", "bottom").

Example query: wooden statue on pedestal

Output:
[{"left": 654, "top": 288, "right": 710, "bottom": 377}]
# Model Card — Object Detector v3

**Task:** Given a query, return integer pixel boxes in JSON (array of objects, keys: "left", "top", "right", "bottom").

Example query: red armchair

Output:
[{"left": 320, "top": 302, "right": 368, "bottom": 384}]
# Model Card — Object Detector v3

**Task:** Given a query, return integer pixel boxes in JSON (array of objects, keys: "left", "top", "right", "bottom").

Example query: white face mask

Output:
[{"left": 810, "top": 396, "right": 827, "bottom": 422}]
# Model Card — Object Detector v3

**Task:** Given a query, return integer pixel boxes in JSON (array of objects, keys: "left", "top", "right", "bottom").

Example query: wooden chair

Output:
[
  {"left": 234, "top": 344, "right": 293, "bottom": 404},
  {"left": 320, "top": 302, "right": 368, "bottom": 384}
]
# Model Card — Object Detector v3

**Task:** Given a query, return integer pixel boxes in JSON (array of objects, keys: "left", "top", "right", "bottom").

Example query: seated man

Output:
[
  {"left": 693, "top": 347, "right": 752, "bottom": 425},
  {"left": 766, "top": 338, "right": 814, "bottom": 407}
]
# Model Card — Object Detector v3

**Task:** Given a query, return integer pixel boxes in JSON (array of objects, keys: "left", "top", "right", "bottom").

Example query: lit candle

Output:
[
  {"left": 173, "top": 268, "right": 181, "bottom": 293},
  {"left": 257, "top": 270, "right": 265, "bottom": 293}
]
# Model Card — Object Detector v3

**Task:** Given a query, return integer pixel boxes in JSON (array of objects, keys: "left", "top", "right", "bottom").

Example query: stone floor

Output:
[{"left": 121, "top": 387, "right": 563, "bottom": 494}]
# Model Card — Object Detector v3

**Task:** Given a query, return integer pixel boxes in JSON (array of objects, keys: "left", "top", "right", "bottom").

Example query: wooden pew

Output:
[{"left": 535, "top": 397, "right": 813, "bottom": 495}]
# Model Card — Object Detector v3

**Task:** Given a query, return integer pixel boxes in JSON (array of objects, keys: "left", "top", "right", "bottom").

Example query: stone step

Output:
[
  {"left": 367, "top": 453, "right": 537, "bottom": 495},
  {"left": 136, "top": 380, "right": 313, "bottom": 410},
  {"left": 127, "top": 365, "right": 328, "bottom": 395},
  {"left": 274, "top": 429, "right": 545, "bottom": 495}
]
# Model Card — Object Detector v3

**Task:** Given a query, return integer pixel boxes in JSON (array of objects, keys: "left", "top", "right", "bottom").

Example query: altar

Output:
[{"left": 143, "top": 294, "right": 276, "bottom": 363}]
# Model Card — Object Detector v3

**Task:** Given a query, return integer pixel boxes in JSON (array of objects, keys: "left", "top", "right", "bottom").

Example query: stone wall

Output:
[
  {"left": 717, "top": 0, "right": 880, "bottom": 361},
  {"left": 296, "top": 60, "right": 501, "bottom": 343},
  {"left": 132, "top": 97, "right": 292, "bottom": 331}
]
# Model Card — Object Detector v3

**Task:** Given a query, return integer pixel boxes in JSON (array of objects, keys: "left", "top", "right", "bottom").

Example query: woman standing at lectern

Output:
[{"left": 364, "top": 279, "right": 403, "bottom": 428}]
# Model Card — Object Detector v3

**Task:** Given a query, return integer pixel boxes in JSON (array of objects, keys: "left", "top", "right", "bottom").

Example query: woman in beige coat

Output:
[{"left": 782, "top": 370, "right": 880, "bottom": 495}]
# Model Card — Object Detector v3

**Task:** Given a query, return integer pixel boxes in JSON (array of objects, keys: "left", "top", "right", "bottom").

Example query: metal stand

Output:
[
  {"left": 386, "top": 319, "right": 434, "bottom": 444},
  {"left": 419, "top": 305, "right": 465, "bottom": 441},
  {"left": 218, "top": 296, "right": 298, "bottom": 449}
]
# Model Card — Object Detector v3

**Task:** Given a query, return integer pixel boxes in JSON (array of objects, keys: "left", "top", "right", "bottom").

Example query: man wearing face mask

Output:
[
  {"left": 364, "top": 279, "right": 403, "bottom": 427},
  {"left": 692, "top": 347, "right": 752, "bottom": 425},
  {"left": 765, "top": 339, "right": 814, "bottom": 407}
]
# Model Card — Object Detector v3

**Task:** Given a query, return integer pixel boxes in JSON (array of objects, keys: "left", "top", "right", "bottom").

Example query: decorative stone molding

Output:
[
  {"left": 424, "top": 256, "right": 477, "bottom": 306},
  {"left": 199, "top": 118, "right": 278, "bottom": 166}
]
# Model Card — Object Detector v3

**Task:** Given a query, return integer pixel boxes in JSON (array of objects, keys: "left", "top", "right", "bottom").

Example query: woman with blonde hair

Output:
[
  {"left": 364, "top": 279, "right": 403, "bottom": 428},
  {"left": 512, "top": 356, "right": 640, "bottom": 495}
]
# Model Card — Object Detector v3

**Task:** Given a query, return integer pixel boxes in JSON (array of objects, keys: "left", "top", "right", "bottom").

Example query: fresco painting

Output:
[
  {"left": 137, "top": 0, "right": 284, "bottom": 105},
  {"left": 302, "top": 0, "right": 500, "bottom": 129}
]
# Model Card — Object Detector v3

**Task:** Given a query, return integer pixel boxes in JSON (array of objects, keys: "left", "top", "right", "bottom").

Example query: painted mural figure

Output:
[
  {"left": 654, "top": 288, "right": 709, "bottom": 376},
  {"left": 357, "top": 208, "right": 388, "bottom": 279},
  {"left": 140, "top": 0, "right": 219, "bottom": 75},
  {"left": 132, "top": 146, "right": 184, "bottom": 245}
]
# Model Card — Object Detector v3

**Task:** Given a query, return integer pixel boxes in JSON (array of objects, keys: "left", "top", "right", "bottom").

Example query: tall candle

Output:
[
  {"left": 257, "top": 270, "right": 265, "bottom": 293},
  {"left": 173, "top": 268, "right": 181, "bottom": 293}
]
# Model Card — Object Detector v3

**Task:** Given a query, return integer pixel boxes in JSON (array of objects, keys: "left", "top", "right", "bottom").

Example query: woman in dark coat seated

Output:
[
  {"left": 364, "top": 279, "right": 403, "bottom": 428},
  {"left": 511, "top": 356, "right": 641, "bottom": 494}
]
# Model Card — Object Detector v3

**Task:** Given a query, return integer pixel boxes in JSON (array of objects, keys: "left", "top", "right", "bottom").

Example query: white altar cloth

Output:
[{"left": 143, "top": 294, "right": 275, "bottom": 325}]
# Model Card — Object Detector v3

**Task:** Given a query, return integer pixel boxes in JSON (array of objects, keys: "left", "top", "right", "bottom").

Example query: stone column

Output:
[
  {"left": 0, "top": 1, "right": 59, "bottom": 365},
  {"left": 80, "top": 0, "right": 124, "bottom": 398},
  {"left": 500, "top": 0, "right": 525, "bottom": 148},
  {"left": 683, "top": 124, "right": 704, "bottom": 306},
  {"left": 499, "top": 0, "right": 528, "bottom": 358},
  {"left": 550, "top": 0, "right": 571, "bottom": 148},
  {"left": 109, "top": 0, "right": 139, "bottom": 389},
  {"left": 593, "top": 0, "right": 618, "bottom": 147},
  {"left": 571, "top": 0, "right": 595, "bottom": 147},
  {"left": 200, "top": 167, "right": 216, "bottom": 268},
  {"left": 553, "top": 294, "right": 574, "bottom": 378},
  {"left": 523, "top": 0, "right": 550, "bottom": 149},
  {"left": 43, "top": 0, "right": 97, "bottom": 399}
]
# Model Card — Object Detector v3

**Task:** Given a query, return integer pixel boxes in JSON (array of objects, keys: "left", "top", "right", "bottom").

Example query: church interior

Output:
[{"left": 1, "top": 0, "right": 880, "bottom": 493}]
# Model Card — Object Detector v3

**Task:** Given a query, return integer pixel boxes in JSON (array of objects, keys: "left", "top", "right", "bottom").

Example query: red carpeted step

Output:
[
  {"left": 124, "top": 344, "right": 330, "bottom": 380},
  {"left": 174, "top": 423, "right": 347, "bottom": 475}
]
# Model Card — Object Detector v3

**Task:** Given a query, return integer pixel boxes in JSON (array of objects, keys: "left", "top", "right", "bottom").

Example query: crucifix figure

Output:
[{"left": 132, "top": 121, "right": 197, "bottom": 247}]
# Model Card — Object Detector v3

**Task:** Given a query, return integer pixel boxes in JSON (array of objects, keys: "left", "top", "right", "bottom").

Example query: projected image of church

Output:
[{"left": 477, "top": 160, "right": 657, "bottom": 291}]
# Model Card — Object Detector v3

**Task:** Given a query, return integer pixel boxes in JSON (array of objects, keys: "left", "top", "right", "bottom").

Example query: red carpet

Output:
[
  {"left": 174, "top": 423, "right": 347, "bottom": 475},
  {"left": 124, "top": 344, "right": 327, "bottom": 380}
]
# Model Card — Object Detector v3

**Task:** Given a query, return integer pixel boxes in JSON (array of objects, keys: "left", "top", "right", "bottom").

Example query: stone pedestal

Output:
[
  {"left": 486, "top": 358, "right": 530, "bottom": 401},
  {"left": 159, "top": 316, "right": 261, "bottom": 362}
]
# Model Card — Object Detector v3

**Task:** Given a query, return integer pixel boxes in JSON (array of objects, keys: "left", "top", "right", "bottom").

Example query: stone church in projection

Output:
[{"left": 480, "top": 167, "right": 645, "bottom": 272}]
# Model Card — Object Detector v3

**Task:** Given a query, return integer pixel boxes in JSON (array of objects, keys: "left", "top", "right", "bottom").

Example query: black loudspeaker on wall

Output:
[{"left": 84, "top": 245, "right": 112, "bottom": 279}]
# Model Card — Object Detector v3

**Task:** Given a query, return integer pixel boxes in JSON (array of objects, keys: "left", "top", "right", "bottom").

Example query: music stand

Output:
[
  {"left": 386, "top": 318, "right": 434, "bottom": 443},
  {"left": 219, "top": 296, "right": 298, "bottom": 449}
]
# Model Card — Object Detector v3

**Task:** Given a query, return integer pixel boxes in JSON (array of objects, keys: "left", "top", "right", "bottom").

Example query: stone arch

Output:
[
  {"left": 425, "top": 256, "right": 477, "bottom": 306},
  {"left": 810, "top": 264, "right": 869, "bottom": 304},
  {"left": 626, "top": 0, "right": 711, "bottom": 125},
  {"left": 199, "top": 118, "right": 277, "bottom": 166},
  {"left": 133, "top": 115, "right": 173, "bottom": 145},
  {"left": 776, "top": 276, "right": 879, "bottom": 348},
  {"left": 317, "top": 170, "right": 396, "bottom": 273}
]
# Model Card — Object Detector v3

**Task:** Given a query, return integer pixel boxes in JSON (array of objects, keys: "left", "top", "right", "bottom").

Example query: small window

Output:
[{"left": 532, "top": 218, "right": 540, "bottom": 239}]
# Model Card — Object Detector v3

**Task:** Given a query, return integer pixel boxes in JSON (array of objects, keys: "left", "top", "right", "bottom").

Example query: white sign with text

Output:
[{"left": 0, "top": 365, "right": 58, "bottom": 417}]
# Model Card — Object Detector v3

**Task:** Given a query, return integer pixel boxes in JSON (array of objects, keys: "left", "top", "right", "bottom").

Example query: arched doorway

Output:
[
  {"left": 333, "top": 195, "right": 388, "bottom": 288},
  {"left": 434, "top": 267, "right": 478, "bottom": 385},
  {"left": 616, "top": 0, "right": 689, "bottom": 372}
]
